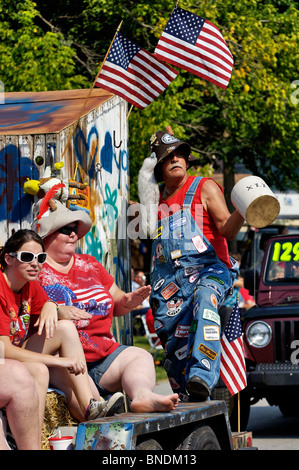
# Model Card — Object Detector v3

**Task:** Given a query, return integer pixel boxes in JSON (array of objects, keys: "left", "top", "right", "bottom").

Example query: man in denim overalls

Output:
[{"left": 139, "top": 131, "right": 245, "bottom": 401}]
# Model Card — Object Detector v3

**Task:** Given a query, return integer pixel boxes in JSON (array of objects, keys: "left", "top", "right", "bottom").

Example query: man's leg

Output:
[{"left": 0, "top": 359, "right": 42, "bottom": 450}]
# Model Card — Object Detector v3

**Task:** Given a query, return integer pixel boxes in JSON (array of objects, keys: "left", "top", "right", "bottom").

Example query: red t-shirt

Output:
[
  {"left": 37, "top": 253, "right": 119, "bottom": 362},
  {"left": 159, "top": 176, "right": 231, "bottom": 267},
  {"left": 0, "top": 271, "right": 49, "bottom": 347}
]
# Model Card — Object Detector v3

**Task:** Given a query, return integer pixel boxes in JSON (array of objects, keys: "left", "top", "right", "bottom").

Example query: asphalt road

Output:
[
  {"left": 154, "top": 381, "right": 299, "bottom": 451},
  {"left": 247, "top": 398, "right": 299, "bottom": 450}
]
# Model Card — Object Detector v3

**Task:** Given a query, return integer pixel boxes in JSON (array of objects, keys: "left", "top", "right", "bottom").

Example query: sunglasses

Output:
[
  {"left": 57, "top": 225, "right": 78, "bottom": 236},
  {"left": 9, "top": 251, "right": 47, "bottom": 264}
]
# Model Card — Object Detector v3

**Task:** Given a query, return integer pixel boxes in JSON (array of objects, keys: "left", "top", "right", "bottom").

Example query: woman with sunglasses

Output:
[
  {"left": 33, "top": 201, "right": 179, "bottom": 414},
  {"left": 0, "top": 229, "right": 124, "bottom": 442}
]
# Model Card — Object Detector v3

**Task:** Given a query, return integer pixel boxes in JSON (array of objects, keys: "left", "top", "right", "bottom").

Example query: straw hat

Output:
[{"left": 32, "top": 200, "right": 92, "bottom": 240}]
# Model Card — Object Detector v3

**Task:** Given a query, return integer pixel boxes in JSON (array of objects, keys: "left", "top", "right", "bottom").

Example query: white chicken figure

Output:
[{"left": 138, "top": 152, "right": 160, "bottom": 237}]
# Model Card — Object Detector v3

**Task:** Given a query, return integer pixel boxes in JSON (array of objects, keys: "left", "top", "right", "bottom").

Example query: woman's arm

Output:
[
  {"left": 34, "top": 300, "right": 59, "bottom": 339},
  {"left": 109, "top": 282, "right": 152, "bottom": 317},
  {"left": 0, "top": 334, "right": 61, "bottom": 368}
]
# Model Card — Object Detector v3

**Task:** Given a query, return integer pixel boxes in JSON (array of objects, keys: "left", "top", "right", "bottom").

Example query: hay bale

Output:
[{"left": 42, "top": 391, "right": 79, "bottom": 450}]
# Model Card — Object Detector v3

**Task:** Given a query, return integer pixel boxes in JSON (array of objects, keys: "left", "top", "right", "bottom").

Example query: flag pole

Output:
[
  {"left": 236, "top": 290, "right": 241, "bottom": 433},
  {"left": 60, "top": 20, "right": 123, "bottom": 160},
  {"left": 126, "top": 104, "right": 133, "bottom": 120},
  {"left": 238, "top": 392, "right": 240, "bottom": 433}
]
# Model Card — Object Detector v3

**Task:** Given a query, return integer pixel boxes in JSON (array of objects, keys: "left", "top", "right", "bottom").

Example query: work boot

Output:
[
  {"left": 85, "top": 392, "right": 125, "bottom": 420},
  {"left": 186, "top": 376, "right": 210, "bottom": 402}
]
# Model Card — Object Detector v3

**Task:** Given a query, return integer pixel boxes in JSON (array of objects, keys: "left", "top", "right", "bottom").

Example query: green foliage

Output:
[
  {"left": 0, "top": 0, "right": 88, "bottom": 91},
  {"left": 0, "top": 0, "right": 298, "bottom": 199}
]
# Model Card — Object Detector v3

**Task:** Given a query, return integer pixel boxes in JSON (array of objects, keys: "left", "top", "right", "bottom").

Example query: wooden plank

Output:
[{"left": 0, "top": 89, "right": 114, "bottom": 135}]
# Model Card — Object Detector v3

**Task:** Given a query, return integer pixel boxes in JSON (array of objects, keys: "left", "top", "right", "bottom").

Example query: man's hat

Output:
[
  {"left": 31, "top": 200, "right": 92, "bottom": 239},
  {"left": 149, "top": 131, "right": 191, "bottom": 182}
]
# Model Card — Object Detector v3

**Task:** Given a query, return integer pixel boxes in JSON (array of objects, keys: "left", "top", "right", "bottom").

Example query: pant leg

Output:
[{"left": 185, "top": 268, "right": 233, "bottom": 392}]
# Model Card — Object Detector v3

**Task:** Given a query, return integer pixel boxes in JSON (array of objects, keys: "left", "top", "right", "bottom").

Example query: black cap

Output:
[{"left": 149, "top": 131, "right": 190, "bottom": 182}]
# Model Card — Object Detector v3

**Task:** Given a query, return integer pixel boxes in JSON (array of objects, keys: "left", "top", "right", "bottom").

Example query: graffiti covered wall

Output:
[{"left": 0, "top": 91, "right": 130, "bottom": 291}]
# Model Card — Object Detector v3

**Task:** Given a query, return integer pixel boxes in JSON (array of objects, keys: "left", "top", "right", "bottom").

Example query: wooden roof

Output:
[{"left": 0, "top": 88, "right": 114, "bottom": 135}]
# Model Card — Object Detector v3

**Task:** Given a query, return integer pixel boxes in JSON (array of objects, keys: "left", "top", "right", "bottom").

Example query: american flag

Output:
[
  {"left": 154, "top": 6, "right": 233, "bottom": 89},
  {"left": 220, "top": 302, "right": 247, "bottom": 395},
  {"left": 95, "top": 32, "right": 178, "bottom": 109},
  {"left": 43, "top": 283, "right": 112, "bottom": 316}
]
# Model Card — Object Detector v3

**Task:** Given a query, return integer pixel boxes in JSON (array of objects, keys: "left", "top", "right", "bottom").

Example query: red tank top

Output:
[{"left": 158, "top": 176, "right": 231, "bottom": 267}]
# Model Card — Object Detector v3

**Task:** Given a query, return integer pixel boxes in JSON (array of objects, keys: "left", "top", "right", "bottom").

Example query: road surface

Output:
[{"left": 155, "top": 381, "right": 299, "bottom": 450}]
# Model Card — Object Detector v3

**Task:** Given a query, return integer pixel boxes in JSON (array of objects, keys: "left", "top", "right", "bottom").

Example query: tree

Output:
[
  {"left": 0, "top": 0, "right": 88, "bottom": 91},
  {"left": 1, "top": 0, "right": 298, "bottom": 202},
  {"left": 124, "top": 0, "right": 299, "bottom": 201}
]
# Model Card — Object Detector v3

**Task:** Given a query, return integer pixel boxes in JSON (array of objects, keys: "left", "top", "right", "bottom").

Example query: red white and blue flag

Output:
[
  {"left": 95, "top": 32, "right": 179, "bottom": 109},
  {"left": 220, "top": 302, "right": 247, "bottom": 395},
  {"left": 154, "top": 6, "right": 233, "bottom": 89}
]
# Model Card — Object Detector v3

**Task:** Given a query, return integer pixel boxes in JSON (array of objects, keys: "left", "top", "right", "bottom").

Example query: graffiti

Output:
[
  {"left": 0, "top": 144, "right": 39, "bottom": 222},
  {"left": 100, "top": 131, "right": 114, "bottom": 174},
  {"left": 102, "top": 183, "right": 118, "bottom": 232},
  {"left": 0, "top": 99, "right": 62, "bottom": 129},
  {"left": 74, "top": 126, "right": 99, "bottom": 181},
  {"left": 85, "top": 225, "right": 103, "bottom": 262},
  {"left": 114, "top": 148, "right": 129, "bottom": 191}
]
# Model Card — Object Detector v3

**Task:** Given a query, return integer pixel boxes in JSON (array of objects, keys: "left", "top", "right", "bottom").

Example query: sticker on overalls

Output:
[
  {"left": 156, "top": 243, "right": 165, "bottom": 263},
  {"left": 170, "top": 249, "right": 182, "bottom": 260},
  {"left": 151, "top": 254, "right": 155, "bottom": 273},
  {"left": 203, "top": 325, "right": 220, "bottom": 341},
  {"left": 184, "top": 265, "right": 204, "bottom": 276},
  {"left": 210, "top": 294, "right": 218, "bottom": 309},
  {"left": 189, "top": 273, "right": 199, "bottom": 283},
  {"left": 169, "top": 217, "right": 187, "bottom": 231},
  {"left": 153, "top": 278, "right": 165, "bottom": 291},
  {"left": 166, "top": 297, "right": 183, "bottom": 316},
  {"left": 191, "top": 235, "right": 208, "bottom": 253},
  {"left": 174, "top": 324, "right": 189, "bottom": 338},
  {"left": 201, "top": 358, "right": 211, "bottom": 370},
  {"left": 189, "top": 320, "right": 198, "bottom": 333},
  {"left": 154, "top": 319, "right": 163, "bottom": 331},
  {"left": 206, "top": 275, "right": 224, "bottom": 285},
  {"left": 198, "top": 343, "right": 217, "bottom": 360},
  {"left": 152, "top": 226, "right": 163, "bottom": 240},
  {"left": 161, "top": 282, "right": 179, "bottom": 300},
  {"left": 207, "top": 267, "right": 224, "bottom": 275},
  {"left": 193, "top": 303, "right": 199, "bottom": 317},
  {"left": 202, "top": 308, "right": 220, "bottom": 325},
  {"left": 156, "top": 243, "right": 163, "bottom": 258},
  {"left": 206, "top": 283, "right": 222, "bottom": 297},
  {"left": 175, "top": 344, "right": 188, "bottom": 360}
]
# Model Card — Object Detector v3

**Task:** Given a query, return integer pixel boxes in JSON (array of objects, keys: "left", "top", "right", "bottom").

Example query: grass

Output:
[{"left": 133, "top": 335, "right": 168, "bottom": 383}]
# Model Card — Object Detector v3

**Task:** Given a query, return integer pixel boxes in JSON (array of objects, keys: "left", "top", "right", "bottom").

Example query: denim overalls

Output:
[{"left": 150, "top": 177, "right": 237, "bottom": 399}]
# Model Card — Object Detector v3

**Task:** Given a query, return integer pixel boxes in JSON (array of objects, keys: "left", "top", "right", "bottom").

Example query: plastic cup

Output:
[{"left": 48, "top": 435, "right": 74, "bottom": 450}]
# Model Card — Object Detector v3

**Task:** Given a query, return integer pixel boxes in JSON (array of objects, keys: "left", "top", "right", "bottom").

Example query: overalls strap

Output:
[{"left": 183, "top": 176, "right": 202, "bottom": 208}]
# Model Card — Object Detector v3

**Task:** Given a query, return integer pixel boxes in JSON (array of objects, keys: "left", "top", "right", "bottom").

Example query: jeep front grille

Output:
[{"left": 273, "top": 320, "right": 299, "bottom": 362}]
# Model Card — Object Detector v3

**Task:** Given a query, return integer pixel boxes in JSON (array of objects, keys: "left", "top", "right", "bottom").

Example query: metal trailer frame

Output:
[{"left": 75, "top": 401, "right": 234, "bottom": 450}]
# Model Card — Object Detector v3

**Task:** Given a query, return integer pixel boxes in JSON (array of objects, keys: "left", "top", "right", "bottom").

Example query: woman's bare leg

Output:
[
  {"left": 49, "top": 367, "right": 101, "bottom": 421},
  {"left": 99, "top": 346, "right": 179, "bottom": 412},
  {"left": 25, "top": 320, "right": 98, "bottom": 417}
]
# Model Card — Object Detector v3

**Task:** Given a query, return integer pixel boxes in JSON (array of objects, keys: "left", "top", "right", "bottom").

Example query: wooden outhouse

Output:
[{"left": 0, "top": 88, "right": 131, "bottom": 341}]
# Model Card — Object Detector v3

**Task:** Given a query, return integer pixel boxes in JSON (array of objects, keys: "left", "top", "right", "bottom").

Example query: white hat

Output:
[{"left": 32, "top": 199, "right": 92, "bottom": 239}]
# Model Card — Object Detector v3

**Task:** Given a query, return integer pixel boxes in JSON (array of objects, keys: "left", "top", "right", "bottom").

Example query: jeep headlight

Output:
[{"left": 246, "top": 321, "right": 272, "bottom": 348}]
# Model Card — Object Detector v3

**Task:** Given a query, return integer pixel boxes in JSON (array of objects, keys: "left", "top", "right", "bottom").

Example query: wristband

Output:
[{"left": 46, "top": 300, "right": 59, "bottom": 311}]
